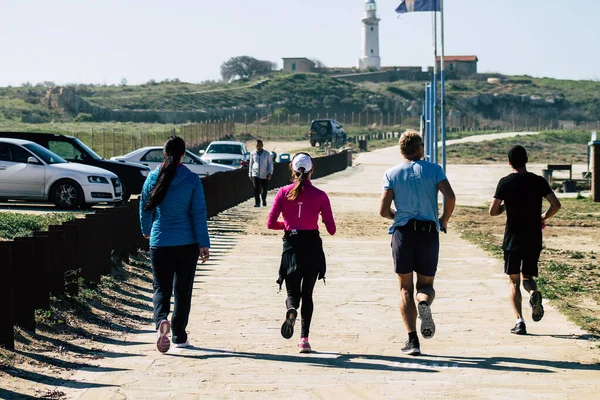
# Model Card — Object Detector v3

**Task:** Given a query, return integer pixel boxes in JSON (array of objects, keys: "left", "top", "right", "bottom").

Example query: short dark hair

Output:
[
  {"left": 256, "top": 140, "right": 263, "bottom": 146},
  {"left": 508, "top": 145, "right": 528, "bottom": 168}
]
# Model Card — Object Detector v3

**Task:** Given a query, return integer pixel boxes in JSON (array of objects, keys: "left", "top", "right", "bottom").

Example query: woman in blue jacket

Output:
[{"left": 140, "top": 136, "right": 210, "bottom": 353}]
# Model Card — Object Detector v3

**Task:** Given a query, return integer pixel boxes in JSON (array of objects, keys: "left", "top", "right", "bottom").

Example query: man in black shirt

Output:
[{"left": 489, "top": 145, "right": 561, "bottom": 335}]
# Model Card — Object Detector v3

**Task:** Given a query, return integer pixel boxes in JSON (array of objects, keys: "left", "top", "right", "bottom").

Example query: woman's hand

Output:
[
  {"left": 143, "top": 234, "right": 150, "bottom": 240},
  {"left": 199, "top": 247, "right": 210, "bottom": 264}
]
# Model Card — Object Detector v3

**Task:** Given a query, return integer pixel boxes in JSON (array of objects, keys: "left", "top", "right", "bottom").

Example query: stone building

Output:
[{"left": 436, "top": 56, "right": 478, "bottom": 76}]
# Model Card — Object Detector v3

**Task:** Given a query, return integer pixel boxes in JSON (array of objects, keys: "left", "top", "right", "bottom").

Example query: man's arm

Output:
[
  {"left": 248, "top": 152, "right": 254, "bottom": 181},
  {"left": 379, "top": 189, "right": 395, "bottom": 220},
  {"left": 542, "top": 192, "right": 561, "bottom": 222},
  {"left": 438, "top": 179, "right": 456, "bottom": 230},
  {"left": 267, "top": 152, "right": 274, "bottom": 180},
  {"left": 489, "top": 198, "right": 505, "bottom": 216}
]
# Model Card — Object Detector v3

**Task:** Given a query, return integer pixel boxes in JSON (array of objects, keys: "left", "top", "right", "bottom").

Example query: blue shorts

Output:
[{"left": 391, "top": 223, "right": 439, "bottom": 277}]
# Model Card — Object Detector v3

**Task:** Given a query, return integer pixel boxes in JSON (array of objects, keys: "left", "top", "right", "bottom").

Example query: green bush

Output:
[
  {"left": 74, "top": 113, "right": 95, "bottom": 122},
  {"left": 0, "top": 212, "right": 75, "bottom": 239}
]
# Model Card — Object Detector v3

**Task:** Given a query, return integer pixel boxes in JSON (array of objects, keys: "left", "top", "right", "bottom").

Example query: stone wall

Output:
[{"left": 42, "top": 87, "right": 259, "bottom": 123}]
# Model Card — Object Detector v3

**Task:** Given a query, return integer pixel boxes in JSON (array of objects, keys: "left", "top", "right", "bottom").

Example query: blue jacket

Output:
[{"left": 139, "top": 165, "right": 210, "bottom": 248}]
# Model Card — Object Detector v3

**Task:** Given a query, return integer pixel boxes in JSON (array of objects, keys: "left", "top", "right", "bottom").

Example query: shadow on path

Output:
[
  {"left": 424, "top": 354, "right": 600, "bottom": 373},
  {"left": 168, "top": 347, "right": 437, "bottom": 373}
]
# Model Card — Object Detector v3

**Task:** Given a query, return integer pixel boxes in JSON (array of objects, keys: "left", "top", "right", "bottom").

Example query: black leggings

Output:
[
  {"left": 285, "top": 267, "right": 319, "bottom": 338},
  {"left": 150, "top": 243, "right": 199, "bottom": 344}
]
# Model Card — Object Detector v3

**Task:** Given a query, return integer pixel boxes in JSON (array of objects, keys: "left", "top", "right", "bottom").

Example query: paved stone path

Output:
[{"left": 62, "top": 144, "right": 599, "bottom": 399}]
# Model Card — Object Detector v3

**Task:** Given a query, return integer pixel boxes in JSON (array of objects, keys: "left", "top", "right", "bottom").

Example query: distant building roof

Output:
[
  {"left": 437, "top": 56, "right": 478, "bottom": 62},
  {"left": 282, "top": 57, "right": 315, "bottom": 64}
]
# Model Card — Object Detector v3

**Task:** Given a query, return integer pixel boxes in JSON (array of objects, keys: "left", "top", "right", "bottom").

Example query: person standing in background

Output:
[{"left": 249, "top": 139, "right": 274, "bottom": 207}]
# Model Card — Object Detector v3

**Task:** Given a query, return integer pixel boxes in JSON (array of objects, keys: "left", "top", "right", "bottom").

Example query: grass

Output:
[
  {"left": 452, "top": 197, "right": 600, "bottom": 334},
  {"left": 447, "top": 130, "right": 592, "bottom": 164},
  {"left": 0, "top": 212, "right": 75, "bottom": 240}
]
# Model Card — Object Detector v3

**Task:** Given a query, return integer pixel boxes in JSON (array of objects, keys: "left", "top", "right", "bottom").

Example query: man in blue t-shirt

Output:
[{"left": 379, "top": 131, "right": 456, "bottom": 356}]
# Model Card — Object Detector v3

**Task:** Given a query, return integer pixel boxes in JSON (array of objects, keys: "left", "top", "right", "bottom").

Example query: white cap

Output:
[{"left": 292, "top": 153, "right": 313, "bottom": 173}]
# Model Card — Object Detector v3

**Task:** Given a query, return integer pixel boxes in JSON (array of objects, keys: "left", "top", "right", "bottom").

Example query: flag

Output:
[{"left": 396, "top": 0, "right": 440, "bottom": 14}]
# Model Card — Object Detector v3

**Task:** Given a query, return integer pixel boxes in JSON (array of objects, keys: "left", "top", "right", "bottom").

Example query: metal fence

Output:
[{"left": 0, "top": 150, "right": 349, "bottom": 349}]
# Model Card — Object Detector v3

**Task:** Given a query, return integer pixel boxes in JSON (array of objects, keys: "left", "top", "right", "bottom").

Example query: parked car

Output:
[
  {"left": 110, "top": 147, "right": 236, "bottom": 176},
  {"left": 199, "top": 141, "right": 250, "bottom": 168},
  {"left": 309, "top": 119, "right": 347, "bottom": 147},
  {"left": 0, "top": 132, "right": 151, "bottom": 201},
  {"left": 0, "top": 138, "right": 122, "bottom": 210}
]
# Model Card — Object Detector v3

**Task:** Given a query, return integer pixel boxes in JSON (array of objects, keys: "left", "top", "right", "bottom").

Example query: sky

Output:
[{"left": 1, "top": 0, "right": 599, "bottom": 86}]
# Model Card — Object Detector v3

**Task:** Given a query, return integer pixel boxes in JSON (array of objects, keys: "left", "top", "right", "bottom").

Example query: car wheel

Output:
[
  {"left": 310, "top": 140, "right": 316, "bottom": 147},
  {"left": 50, "top": 179, "right": 83, "bottom": 210}
]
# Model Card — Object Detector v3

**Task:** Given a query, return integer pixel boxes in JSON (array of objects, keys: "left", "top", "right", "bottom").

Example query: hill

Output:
[{"left": 0, "top": 73, "right": 599, "bottom": 129}]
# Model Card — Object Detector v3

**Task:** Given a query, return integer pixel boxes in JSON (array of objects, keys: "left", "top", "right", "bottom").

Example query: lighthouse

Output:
[{"left": 358, "top": 0, "right": 381, "bottom": 70}]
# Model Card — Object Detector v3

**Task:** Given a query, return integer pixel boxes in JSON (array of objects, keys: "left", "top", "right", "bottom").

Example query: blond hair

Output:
[{"left": 399, "top": 130, "right": 423, "bottom": 161}]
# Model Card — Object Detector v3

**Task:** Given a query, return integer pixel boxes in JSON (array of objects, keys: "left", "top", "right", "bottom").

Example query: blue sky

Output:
[{"left": 1, "top": 0, "right": 599, "bottom": 86}]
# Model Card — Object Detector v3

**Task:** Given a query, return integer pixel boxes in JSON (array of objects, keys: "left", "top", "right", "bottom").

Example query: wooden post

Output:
[
  {"left": 0, "top": 242, "right": 14, "bottom": 349},
  {"left": 592, "top": 139, "right": 600, "bottom": 202}
]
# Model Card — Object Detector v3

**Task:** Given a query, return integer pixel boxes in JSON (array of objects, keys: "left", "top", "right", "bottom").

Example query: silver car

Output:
[
  {"left": 110, "top": 147, "right": 236, "bottom": 177},
  {"left": 0, "top": 138, "right": 122, "bottom": 210},
  {"left": 199, "top": 141, "right": 250, "bottom": 168}
]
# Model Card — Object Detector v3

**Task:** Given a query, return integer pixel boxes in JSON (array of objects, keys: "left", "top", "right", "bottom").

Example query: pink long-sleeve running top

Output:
[{"left": 267, "top": 180, "right": 336, "bottom": 235}]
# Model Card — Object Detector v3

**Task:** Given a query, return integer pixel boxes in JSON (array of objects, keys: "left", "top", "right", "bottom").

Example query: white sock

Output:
[{"left": 516, "top": 318, "right": 525, "bottom": 324}]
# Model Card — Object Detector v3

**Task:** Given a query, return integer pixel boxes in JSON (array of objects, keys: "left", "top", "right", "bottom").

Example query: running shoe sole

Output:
[
  {"left": 530, "top": 291, "right": 544, "bottom": 322},
  {"left": 418, "top": 302, "right": 436, "bottom": 339},
  {"left": 281, "top": 308, "right": 297, "bottom": 339},
  {"left": 156, "top": 320, "right": 171, "bottom": 353}
]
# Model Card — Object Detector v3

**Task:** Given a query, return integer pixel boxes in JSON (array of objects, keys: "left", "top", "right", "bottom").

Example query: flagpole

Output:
[
  {"left": 432, "top": 9, "right": 438, "bottom": 165},
  {"left": 440, "top": 0, "right": 446, "bottom": 173}
]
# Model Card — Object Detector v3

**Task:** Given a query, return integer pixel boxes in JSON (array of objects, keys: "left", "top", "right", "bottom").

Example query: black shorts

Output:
[
  {"left": 391, "top": 223, "right": 439, "bottom": 277},
  {"left": 504, "top": 249, "right": 541, "bottom": 277}
]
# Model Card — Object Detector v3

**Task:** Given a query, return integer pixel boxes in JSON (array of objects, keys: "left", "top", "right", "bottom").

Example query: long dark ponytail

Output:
[
  {"left": 144, "top": 136, "right": 186, "bottom": 211},
  {"left": 287, "top": 152, "right": 313, "bottom": 201}
]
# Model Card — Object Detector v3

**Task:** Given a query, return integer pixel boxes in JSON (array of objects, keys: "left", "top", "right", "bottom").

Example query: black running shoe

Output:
[
  {"left": 280, "top": 308, "right": 297, "bottom": 339},
  {"left": 530, "top": 291, "right": 544, "bottom": 322},
  {"left": 511, "top": 321, "right": 527, "bottom": 335},
  {"left": 418, "top": 301, "right": 436, "bottom": 339},
  {"left": 401, "top": 339, "right": 421, "bottom": 356},
  {"left": 254, "top": 204, "right": 261, "bottom": 208}
]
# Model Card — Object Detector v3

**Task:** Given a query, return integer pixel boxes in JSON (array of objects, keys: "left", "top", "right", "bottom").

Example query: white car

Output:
[
  {"left": 0, "top": 138, "right": 122, "bottom": 210},
  {"left": 110, "top": 147, "right": 236, "bottom": 177},
  {"left": 199, "top": 141, "right": 250, "bottom": 168}
]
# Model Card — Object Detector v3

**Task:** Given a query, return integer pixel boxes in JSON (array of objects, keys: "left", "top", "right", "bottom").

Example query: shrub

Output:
[{"left": 74, "top": 113, "right": 95, "bottom": 122}]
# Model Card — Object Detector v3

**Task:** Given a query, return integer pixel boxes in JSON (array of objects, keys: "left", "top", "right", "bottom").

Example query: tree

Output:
[
  {"left": 310, "top": 59, "right": 327, "bottom": 73},
  {"left": 220, "top": 56, "right": 277, "bottom": 82},
  {"left": 120, "top": 78, "right": 128, "bottom": 86}
]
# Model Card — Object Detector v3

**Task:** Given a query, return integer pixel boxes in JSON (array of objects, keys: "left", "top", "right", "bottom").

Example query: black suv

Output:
[
  {"left": 0, "top": 132, "right": 150, "bottom": 201},
  {"left": 309, "top": 119, "right": 347, "bottom": 147}
]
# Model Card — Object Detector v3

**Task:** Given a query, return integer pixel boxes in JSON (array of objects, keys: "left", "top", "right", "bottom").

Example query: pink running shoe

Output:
[
  {"left": 298, "top": 338, "right": 311, "bottom": 353},
  {"left": 156, "top": 320, "right": 171, "bottom": 353}
]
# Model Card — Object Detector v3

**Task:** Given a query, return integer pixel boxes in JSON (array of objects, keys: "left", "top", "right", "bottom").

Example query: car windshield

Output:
[
  {"left": 311, "top": 121, "right": 330, "bottom": 130},
  {"left": 206, "top": 144, "right": 243, "bottom": 155},
  {"left": 73, "top": 138, "right": 103, "bottom": 160},
  {"left": 23, "top": 143, "right": 67, "bottom": 164}
]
